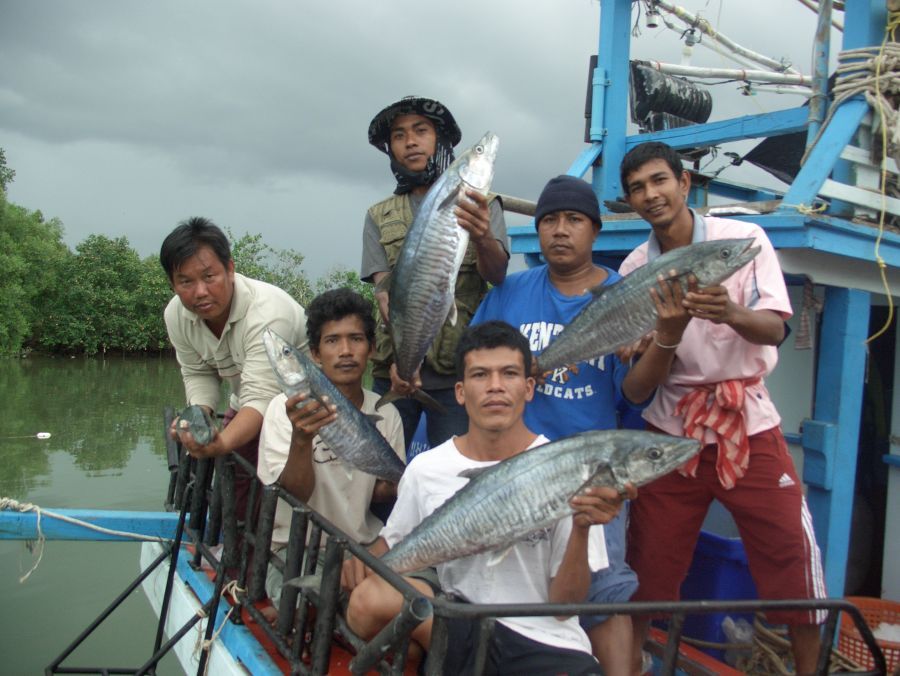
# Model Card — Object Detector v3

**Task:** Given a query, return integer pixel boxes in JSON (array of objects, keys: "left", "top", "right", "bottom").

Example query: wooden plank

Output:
[
  {"left": 840, "top": 144, "right": 900, "bottom": 174},
  {"left": 820, "top": 178, "right": 900, "bottom": 216}
]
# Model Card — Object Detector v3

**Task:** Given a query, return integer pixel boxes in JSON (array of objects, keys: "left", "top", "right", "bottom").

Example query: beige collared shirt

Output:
[{"left": 164, "top": 273, "right": 309, "bottom": 415}]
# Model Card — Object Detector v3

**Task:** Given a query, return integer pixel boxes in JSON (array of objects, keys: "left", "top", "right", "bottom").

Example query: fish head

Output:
[
  {"left": 607, "top": 431, "right": 700, "bottom": 488},
  {"left": 681, "top": 238, "right": 761, "bottom": 287},
  {"left": 263, "top": 327, "right": 310, "bottom": 395},
  {"left": 457, "top": 131, "right": 499, "bottom": 194}
]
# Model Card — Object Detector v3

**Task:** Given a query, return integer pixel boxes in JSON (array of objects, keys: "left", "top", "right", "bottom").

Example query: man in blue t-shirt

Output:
[{"left": 471, "top": 174, "right": 681, "bottom": 676}]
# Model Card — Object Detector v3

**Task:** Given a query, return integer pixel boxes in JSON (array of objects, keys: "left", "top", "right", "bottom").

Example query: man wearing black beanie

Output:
[
  {"left": 470, "top": 174, "right": 683, "bottom": 675},
  {"left": 360, "top": 96, "right": 509, "bottom": 458}
]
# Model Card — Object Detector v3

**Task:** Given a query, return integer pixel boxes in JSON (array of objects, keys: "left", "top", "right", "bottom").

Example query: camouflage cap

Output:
[{"left": 368, "top": 96, "right": 462, "bottom": 154}]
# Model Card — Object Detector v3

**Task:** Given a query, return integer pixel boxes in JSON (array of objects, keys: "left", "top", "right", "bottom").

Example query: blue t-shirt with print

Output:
[{"left": 471, "top": 264, "right": 641, "bottom": 440}]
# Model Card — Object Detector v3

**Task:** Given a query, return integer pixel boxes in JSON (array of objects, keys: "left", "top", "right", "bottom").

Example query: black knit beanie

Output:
[{"left": 534, "top": 175, "right": 602, "bottom": 230}]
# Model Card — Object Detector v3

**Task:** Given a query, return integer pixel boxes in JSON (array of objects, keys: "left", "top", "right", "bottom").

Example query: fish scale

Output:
[
  {"left": 386, "top": 132, "right": 499, "bottom": 384},
  {"left": 380, "top": 429, "right": 700, "bottom": 573},
  {"left": 262, "top": 328, "right": 405, "bottom": 483},
  {"left": 536, "top": 238, "right": 761, "bottom": 372}
]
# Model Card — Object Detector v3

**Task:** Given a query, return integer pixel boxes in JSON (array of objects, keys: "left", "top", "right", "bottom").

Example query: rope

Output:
[
  {"left": 797, "top": 13, "right": 900, "bottom": 342},
  {"left": 681, "top": 613, "right": 868, "bottom": 673},
  {"left": 1, "top": 496, "right": 174, "bottom": 583},
  {"left": 795, "top": 277, "right": 824, "bottom": 350},
  {"left": 193, "top": 579, "right": 245, "bottom": 676}
]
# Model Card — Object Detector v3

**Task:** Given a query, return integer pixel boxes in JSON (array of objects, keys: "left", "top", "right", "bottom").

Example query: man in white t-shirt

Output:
[
  {"left": 257, "top": 288, "right": 405, "bottom": 600},
  {"left": 343, "top": 321, "right": 634, "bottom": 674}
]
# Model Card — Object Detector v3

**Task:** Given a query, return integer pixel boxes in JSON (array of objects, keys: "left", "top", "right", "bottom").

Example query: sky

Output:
[{"left": 1, "top": 1, "right": 840, "bottom": 280}]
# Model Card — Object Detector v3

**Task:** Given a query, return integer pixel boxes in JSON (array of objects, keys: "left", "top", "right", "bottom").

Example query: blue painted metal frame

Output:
[
  {"left": 173, "top": 544, "right": 282, "bottom": 674},
  {"left": 804, "top": 288, "right": 870, "bottom": 596},
  {"left": 0, "top": 508, "right": 179, "bottom": 541},
  {"left": 506, "top": 0, "right": 896, "bottom": 598}
]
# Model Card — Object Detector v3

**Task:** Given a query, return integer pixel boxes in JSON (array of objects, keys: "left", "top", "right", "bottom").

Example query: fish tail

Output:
[
  {"left": 375, "top": 389, "right": 448, "bottom": 415},
  {"left": 375, "top": 390, "right": 403, "bottom": 410},
  {"left": 412, "top": 389, "right": 448, "bottom": 415}
]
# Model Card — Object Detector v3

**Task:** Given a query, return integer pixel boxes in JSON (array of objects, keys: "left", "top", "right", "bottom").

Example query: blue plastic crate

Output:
[{"left": 678, "top": 504, "right": 759, "bottom": 661}]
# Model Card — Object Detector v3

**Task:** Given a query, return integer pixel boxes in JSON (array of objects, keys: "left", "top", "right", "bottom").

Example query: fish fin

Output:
[
  {"left": 374, "top": 272, "right": 392, "bottom": 295},
  {"left": 486, "top": 545, "right": 515, "bottom": 567},
  {"left": 447, "top": 303, "right": 458, "bottom": 326},
  {"left": 411, "top": 389, "right": 448, "bottom": 415},
  {"left": 375, "top": 390, "right": 402, "bottom": 410},
  {"left": 457, "top": 466, "right": 491, "bottom": 480},
  {"left": 365, "top": 413, "right": 384, "bottom": 425},
  {"left": 283, "top": 574, "right": 320, "bottom": 590}
]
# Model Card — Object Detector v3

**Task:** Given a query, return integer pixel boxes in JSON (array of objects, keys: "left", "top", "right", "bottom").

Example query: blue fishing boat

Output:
[{"left": 2, "top": 0, "right": 899, "bottom": 673}]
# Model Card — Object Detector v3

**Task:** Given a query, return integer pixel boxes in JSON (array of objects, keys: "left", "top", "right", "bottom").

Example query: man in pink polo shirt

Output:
[{"left": 618, "top": 141, "right": 826, "bottom": 675}]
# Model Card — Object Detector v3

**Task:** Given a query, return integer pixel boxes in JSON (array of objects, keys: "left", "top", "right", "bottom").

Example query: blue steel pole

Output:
[
  {"left": 803, "top": 287, "right": 869, "bottom": 597},
  {"left": 592, "top": 0, "right": 633, "bottom": 209}
]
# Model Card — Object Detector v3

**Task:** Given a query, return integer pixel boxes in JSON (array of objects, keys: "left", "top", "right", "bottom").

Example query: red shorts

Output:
[{"left": 627, "top": 426, "right": 826, "bottom": 625}]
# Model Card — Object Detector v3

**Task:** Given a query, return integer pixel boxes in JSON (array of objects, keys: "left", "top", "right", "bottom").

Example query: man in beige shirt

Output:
[{"left": 161, "top": 216, "right": 308, "bottom": 518}]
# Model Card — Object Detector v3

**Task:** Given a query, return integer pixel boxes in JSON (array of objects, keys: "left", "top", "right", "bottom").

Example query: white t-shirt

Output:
[
  {"left": 382, "top": 436, "right": 607, "bottom": 655},
  {"left": 258, "top": 389, "right": 405, "bottom": 546}
]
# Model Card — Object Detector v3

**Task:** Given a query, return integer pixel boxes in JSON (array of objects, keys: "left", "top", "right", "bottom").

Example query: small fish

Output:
[
  {"left": 536, "top": 238, "right": 761, "bottom": 372},
  {"left": 262, "top": 328, "right": 405, "bottom": 482},
  {"left": 177, "top": 405, "right": 217, "bottom": 446},
  {"left": 376, "top": 131, "right": 500, "bottom": 412},
  {"left": 380, "top": 429, "right": 699, "bottom": 573}
]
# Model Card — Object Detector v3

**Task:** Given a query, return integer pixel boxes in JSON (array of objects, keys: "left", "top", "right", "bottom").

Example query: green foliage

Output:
[
  {"left": 39, "top": 235, "right": 170, "bottom": 354},
  {"left": 314, "top": 266, "right": 374, "bottom": 305},
  {"left": 229, "top": 229, "right": 315, "bottom": 306},
  {"left": 0, "top": 164, "right": 374, "bottom": 354},
  {"left": 0, "top": 147, "right": 14, "bottom": 193},
  {"left": 0, "top": 192, "right": 68, "bottom": 354}
]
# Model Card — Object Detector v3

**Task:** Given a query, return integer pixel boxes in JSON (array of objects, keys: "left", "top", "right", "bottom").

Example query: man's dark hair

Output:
[
  {"left": 306, "top": 288, "right": 376, "bottom": 350},
  {"left": 455, "top": 321, "right": 532, "bottom": 379},
  {"left": 159, "top": 217, "right": 231, "bottom": 281},
  {"left": 620, "top": 141, "right": 684, "bottom": 195}
]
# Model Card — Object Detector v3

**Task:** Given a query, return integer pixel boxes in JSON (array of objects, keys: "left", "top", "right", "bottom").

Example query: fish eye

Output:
[
  {"left": 280, "top": 346, "right": 291, "bottom": 356},
  {"left": 647, "top": 447, "right": 663, "bottom": 460},
  {"left": 474, "top": 144, "right": 484, "bottom": 154},
  {"left": 720, "top": 249, "right": 731, "bottom": 259}
]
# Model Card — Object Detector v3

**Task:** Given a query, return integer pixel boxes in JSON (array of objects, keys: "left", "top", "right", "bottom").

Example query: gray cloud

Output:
[{"left": 1, "top": 0, "right": 832, "bottom": 278}]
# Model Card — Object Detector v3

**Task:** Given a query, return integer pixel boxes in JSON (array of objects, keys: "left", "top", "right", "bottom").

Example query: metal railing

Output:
[{"left": 47, "top": 408, "right": 890, "bottom": 675}]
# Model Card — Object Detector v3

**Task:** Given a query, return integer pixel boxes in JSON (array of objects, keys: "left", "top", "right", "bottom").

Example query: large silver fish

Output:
[
  {"left": 377, "top": 131, "right": 500, "bottom": 411},
  {"left": 262, "top": 328, "right": 405, "bottom": 483},
  {"left": 380, "top": 429, "right": 699, "bottom": 573},
  {"left": 176, "top": 405, "right": 217, "bottom": 446},
  {"left": 536, "top": 238, "right": 760, "bottom": 373}
]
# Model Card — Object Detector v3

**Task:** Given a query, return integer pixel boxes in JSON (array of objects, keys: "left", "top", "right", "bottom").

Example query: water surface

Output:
[{"left": 0, "top": 355, "right": 187, "bottom": 675}]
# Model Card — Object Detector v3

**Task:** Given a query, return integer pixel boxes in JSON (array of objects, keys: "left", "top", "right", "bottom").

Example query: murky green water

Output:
[{"left": 0, "top": 356, "right": 187, "bottom": 675}]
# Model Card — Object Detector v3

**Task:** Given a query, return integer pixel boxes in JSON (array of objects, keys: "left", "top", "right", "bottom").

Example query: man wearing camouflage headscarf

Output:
[{"left": 360, "top": 96, "right": 509, "bottom": 457}]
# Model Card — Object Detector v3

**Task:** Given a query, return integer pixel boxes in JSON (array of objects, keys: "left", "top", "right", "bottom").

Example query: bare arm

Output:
[
  {"left": 621, "top": 275, "right": 693, "bottom": 405},
  {"left": 685, "top": 285, "right": 785, "bottom": 345},
  {"left": 548, "top": 486, "right": 630, "bottom": 608},
  {"left": 456, "top": 190, "right": 508, "bottom": 285},
  {"left": 276, "top": 392, "right": 337, "bottom": 502}
]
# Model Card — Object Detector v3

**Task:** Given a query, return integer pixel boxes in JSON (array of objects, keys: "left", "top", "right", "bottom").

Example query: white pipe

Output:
[
  {"left": 654, "top": 0, "right": 801, "bottom": 74},
  {"left": 663, "top": 22, "right": 762, "bottom": 72},
  {"left": 646, "top": 60, "right": 813, "bottom": 86}
]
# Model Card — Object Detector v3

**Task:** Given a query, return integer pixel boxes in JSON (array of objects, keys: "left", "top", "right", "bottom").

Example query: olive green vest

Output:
[{"left": 368, "top": 192, "right": 490, "bottom": 378}]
